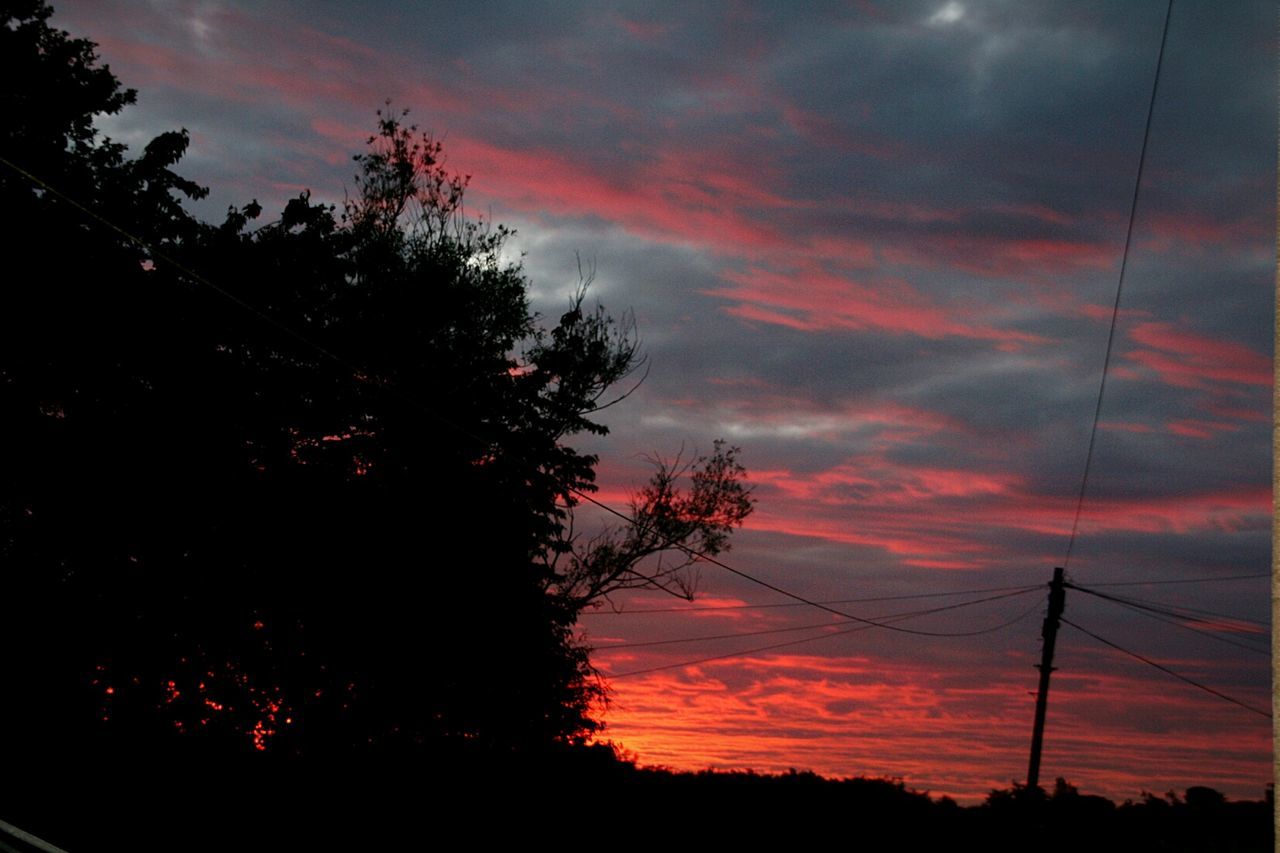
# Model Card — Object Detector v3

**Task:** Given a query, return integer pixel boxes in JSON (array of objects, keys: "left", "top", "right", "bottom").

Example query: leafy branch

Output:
[{"left": 550, "top": 441, "right": 754, "bottom": 607}]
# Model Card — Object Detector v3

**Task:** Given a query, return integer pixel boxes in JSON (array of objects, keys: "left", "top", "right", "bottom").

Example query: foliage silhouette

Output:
[
  {"left": 0, "top": 3, "right": 752, "bottom": 769},
  {"left": 2, "top": 0, "right": 214, "bottom": 768},
  {"left": 551, "top": 440, "right": 754, "bottom": 606},
  {"left": 974, "top": 779, "right": 1271, "bottom": 853}
]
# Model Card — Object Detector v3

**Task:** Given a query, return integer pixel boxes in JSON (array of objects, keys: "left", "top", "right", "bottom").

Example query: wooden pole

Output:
[{"left": 1027, "top": 566, "right": 1066, "bottom": 791}]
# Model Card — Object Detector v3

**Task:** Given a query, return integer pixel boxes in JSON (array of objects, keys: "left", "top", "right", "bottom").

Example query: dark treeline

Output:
[{"left": 5, "top": 756, "right": 1271, "bottom": 851}]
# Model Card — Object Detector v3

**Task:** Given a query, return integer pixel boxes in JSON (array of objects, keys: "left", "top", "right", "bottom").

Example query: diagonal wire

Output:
[
  {"left": 606, "top": 598, "right": 1046, "bottom": 680},
  {"left": 581, "top": 584, "right": 1043, "bottom": 615},
  {"left": 1060, "top": 616, "right": 1270, "bottom": 719},
  {"left": 1108, "top": 597, "right": 1269, "bottom": 628},
  {"left": 1067, "top": 582, "right": 1268, "bottom": 629},
  {"left": 1082, "top": 572, "right": 1269, "bottom": 588},
  {"left": 592, "top": 588, "right": 1042, "bottom": 650},
  {"left": 1063, "top": 0, "right": 1173, "bottom": 570},
  {"left": 1105, "top": 601, "right": 1269, "bottom": 656},
  {"left": 1066, "top": 586, "right": 1268, "bottom": 657},
  {"left": 569, "top": 486, "right": 1058, "bottom": 637},
  {"left": 0, "top": 155, "right": 362, "bottom": 378}
]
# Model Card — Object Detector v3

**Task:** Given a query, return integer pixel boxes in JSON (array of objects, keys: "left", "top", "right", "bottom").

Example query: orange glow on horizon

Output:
[{"left": 595, "top": 651, "right": 1271, "bottom": 803}]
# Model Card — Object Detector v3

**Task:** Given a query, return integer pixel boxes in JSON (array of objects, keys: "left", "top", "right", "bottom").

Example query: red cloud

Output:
[
  {"left": 597, "top": 648, "right": 1269, "bottom": 802},
  {"left": 883, "top": 233, "right": 1115, "bottom": 279},
  {"left": 1140, "top": 210, "right": 1270, "bottom": 253},
  {"left": 451, "top": 137, "right": 799, "bottom": 256},
  {"left": 709, "top": 264, "right": 1048, "bottom": 343},
  {"left": 1124, "top": 321, "right": 1270, "bottom": 389},
  {"left": 780, "top": 102, "right": 905, "bottom": 159},
  {"left": 743, "top": 449, "right": 1269, "bottom": 561},
  {"left": 1166, "top": 419, "right": 1242, "bottom": 440},
  {"left": 1099, "top": 421, "right": 1154, "bottom": 434}
]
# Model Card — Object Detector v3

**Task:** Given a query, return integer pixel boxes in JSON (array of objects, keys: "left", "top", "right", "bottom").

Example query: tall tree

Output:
[
  {"left": 1, "top": 0, "right": 216, "bottom": 767},
  {"left": 0, "top": 5, "right": 753, "bottom": 770}
]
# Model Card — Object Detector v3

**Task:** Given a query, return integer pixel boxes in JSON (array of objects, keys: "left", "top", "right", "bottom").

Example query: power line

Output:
[
  {"left": 1081, "top": 572, "right": 1268, "bottom": 588},
  {"left": 1062, "top": 0, "right": 1173, "bottom": 570},
  {"left": 1110, "top": 597, "right": 1268, "bottom": 629},
  {"left": 606, "top": 627, "right": 873, "bottom": 680},
  {"left": 1060, "top": 616, "right": 1271, "bottom": 720},
  {"left": 580, "top": 583, "right": 1044, "bottom": 615},
  {"left": 1067, "top": 582, "right": 1268, "bottom": 629},
  {"left": 570, "top": 486, "right": 1050, "bottom": 637},
  {"left": 0, "top": 155, "right": 364, "bottom": 383},
  {"left": 1110, "top": 602, "right": 1268, "bottom": 657},
  {"left": 1066, "top": 585, "right": 1268, "bottom": 657},
  {"left": 595, "top": 619, "right": 849, "bottom": 652},
  {"left": 592, "top": 588, "right": 1043, "bottom": 650},
  {"left": 607, "top": 598, "right": 1045, "bottom": 680}
]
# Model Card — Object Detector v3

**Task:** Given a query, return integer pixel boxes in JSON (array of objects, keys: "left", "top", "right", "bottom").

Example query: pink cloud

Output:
[
  {"left": 92, "top": 23, "right": 470, "bottom": 122},
  {"left": 990, "top": 202, "right": 1074, "bottom": 226},
  {"left": 1139, "top": 210, "right": 1270, "bottom": 253},
  {"left": 709, "top": 264, "right": 1048, "bottom": 343},
  {"left": 1201, "top": 403, "right": 1271, "bottom": 424},
  {"left": 451, "top": 136, "right": 799, "bottom": 256},
  {"left": 1166, "top": 419, "right": 1243, "bottom": 440},
  {"left": 1124, "top": 322, "right": 1270, "bottom": 389},
  {"left": 1076, "top": 303, "right": 1153, "bottom": 322},
  {"left": 742, "top": 448, "right": 1269, "bottom": 561},
  {"left": 615, "top": 16, "right": 677, "bottom": 40},
  {"left": 1099, "top": 421, "right": 1154, "bottom": 434},
  {"left": 780, "top": 102, "right": 904, "bottom": 159},
  {"left": 883, "top": 233, "right": 1115, "bottom": 280}
]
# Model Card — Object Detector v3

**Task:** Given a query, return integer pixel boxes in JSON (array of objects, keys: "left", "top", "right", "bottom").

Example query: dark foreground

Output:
[{"left": 2, "top": 747, "right": 1271, "bottom": 851}]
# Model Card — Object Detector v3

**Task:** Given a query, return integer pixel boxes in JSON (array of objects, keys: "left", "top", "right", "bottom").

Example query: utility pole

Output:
[{"left": 1026, "top": 566, "right": 1066, "bottom": 791}]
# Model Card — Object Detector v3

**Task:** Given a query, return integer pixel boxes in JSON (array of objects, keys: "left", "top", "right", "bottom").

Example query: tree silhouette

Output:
[
  {"left": 0, "top": 5, "right": 752, "bottom": 770},
  {"left": 2, "top": 0, "right": 215, "bottom": 767},
  {"left": 551, "top": 440, "right": 754, "bottom": 606}
]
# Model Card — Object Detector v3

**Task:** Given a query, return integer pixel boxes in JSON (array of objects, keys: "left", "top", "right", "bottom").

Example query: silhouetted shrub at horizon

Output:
[{"left": 3, "top": 761, "right": 1270, "bottom": 852}]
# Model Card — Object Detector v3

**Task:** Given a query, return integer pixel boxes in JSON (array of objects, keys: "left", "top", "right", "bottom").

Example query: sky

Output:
[{"left": 50, "top": 0, "right": 1273, "bottom": 803}]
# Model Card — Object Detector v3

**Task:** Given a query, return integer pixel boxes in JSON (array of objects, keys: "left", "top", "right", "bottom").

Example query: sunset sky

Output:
[{"left": 51, "top": 0, "right": 1273, "bottom": 802}]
